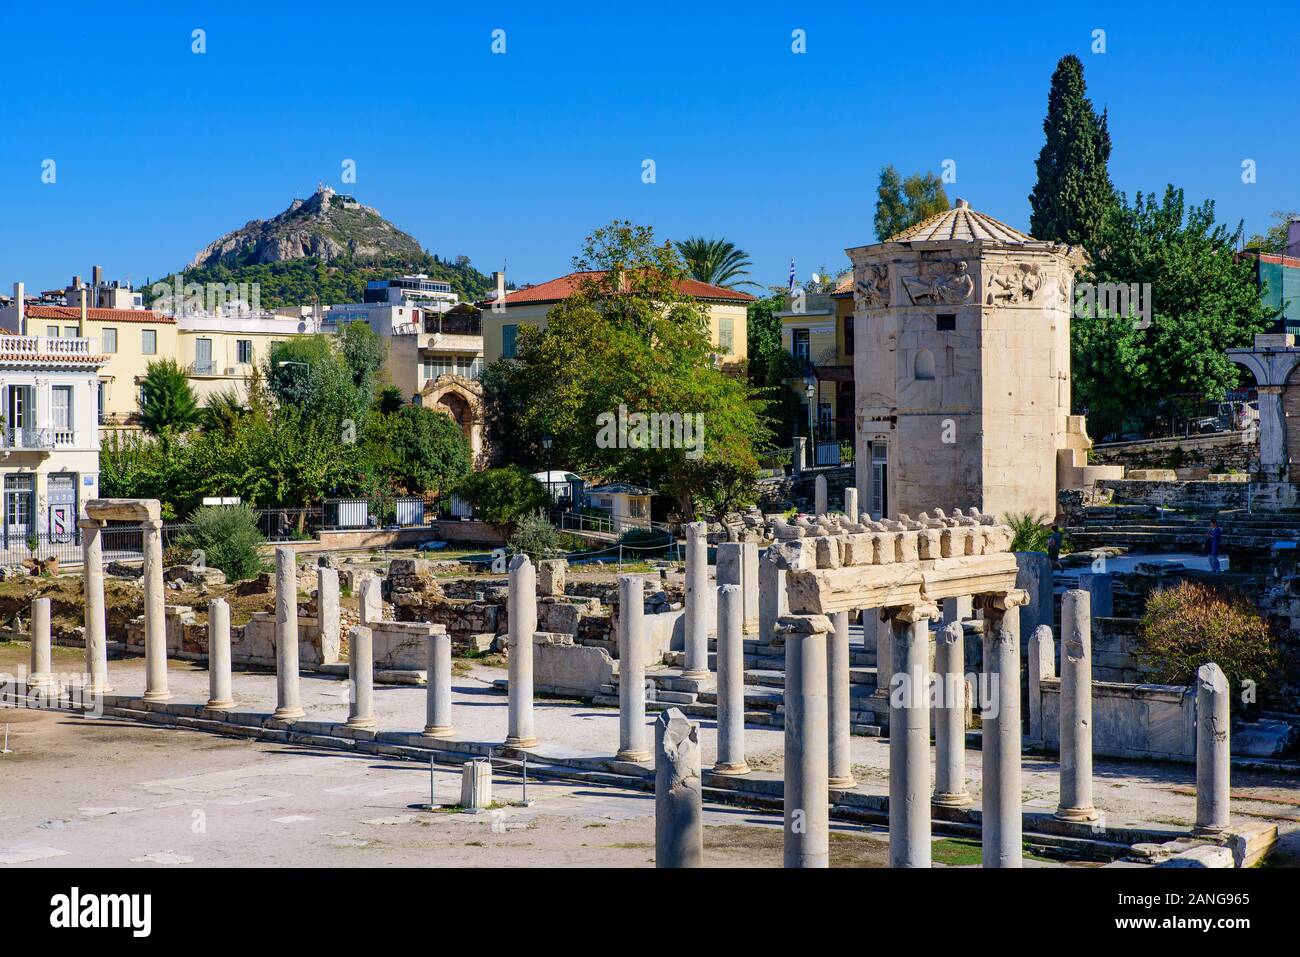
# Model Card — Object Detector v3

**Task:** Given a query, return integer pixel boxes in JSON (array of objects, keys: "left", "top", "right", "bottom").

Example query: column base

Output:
[
  {"left": 1054, "top": 805, "right": 1099, "bottom": 823},
  {"left": 680, "top": 669, "right": 710, "bottom": 680},
  {"left": 933, "top": 790, "right": 974, "bottom": 807},
  {"left": 506, "top": 736, "right": 538, "bottom": 748},
  {"left": 423, "top": 725, "right": 454, "bottom": 738},
  {"left": 713, "top": 761, "right": 752, "bottom": 775},
  {"left": 273, "top": 707, "right": 305, "bottom": 720},
  {"left": 205, "top": 699, "right": 235, "bottom": 711},
  {"left": 345, "top": 717, "right": 378, "bottom": 730},
  {"left": 85, "top": 681, "right": 113, "bottom": 697},
  {"left": 143, "top": 690, "right": 173, "bottom": 703},
  {"left": 827, "top": 775, "right": 857, "bottom": 789},
  {"left": 1192, "top": 822, "right": 1229, "bottom": 836},
  {"left": 617, "top": 749, "right": 652, "bottom": 763}
]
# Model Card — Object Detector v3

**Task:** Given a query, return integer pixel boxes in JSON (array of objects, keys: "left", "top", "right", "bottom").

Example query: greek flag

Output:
[{"left": 787, "top": 258, "right": 796, "bottom": 292}]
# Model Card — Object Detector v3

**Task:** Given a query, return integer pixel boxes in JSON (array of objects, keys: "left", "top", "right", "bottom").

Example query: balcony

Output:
[
  {"left": 0, "top": 335, "right": 98, "bottom": 359},
  {"left": 0, "top": 427, "right": 77, "bottom": 450},
  {"left": 188, "top": 359, "right": 217, "bottom": 374}
]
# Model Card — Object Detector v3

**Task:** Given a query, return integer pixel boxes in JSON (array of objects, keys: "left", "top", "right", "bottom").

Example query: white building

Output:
[
  {"left": 323, "top": 274, "right": 458, "bottom": 336},
  {"left": 0, "top": 332, "right": 106, "bottom": 545}
]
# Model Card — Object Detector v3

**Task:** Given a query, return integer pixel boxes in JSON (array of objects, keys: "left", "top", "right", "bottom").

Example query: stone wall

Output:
[
  {"left": 1091, "top": 430, "right": 1257, "bottom": 472},
  {"left": 1032, "top": 676, "right": 1197, "bottom": 761},
  {"left": 1098, "top": 479, "right": 1298, "bottom": 511},
  {"left": 756, "top": 466, "right": 855, "bottom": 513}
]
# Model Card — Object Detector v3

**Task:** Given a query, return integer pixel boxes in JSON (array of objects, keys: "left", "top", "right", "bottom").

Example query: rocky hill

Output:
[{"left": 190, "top": 184, "right": 426, "bottom": 267}]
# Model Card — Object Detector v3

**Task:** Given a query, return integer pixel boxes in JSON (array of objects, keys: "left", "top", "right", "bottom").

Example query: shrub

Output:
[
  {"left": 508, "top": 513, "right": 559, "bottom": 562},
  {"left": 1005, "top": 512, "right": 1052, "bottom": 552},
  {"left": 1139, "top": 581, "right": 1279, "bottom": 705},
  {"left": 174, "top": 504, "right": 267, "bottom": 582},
  {"left": 454, "top": 466, "right": 552, "bottom": 530},
  {"left": 618, "top": 526, "right": 672, "bottom": 558}
]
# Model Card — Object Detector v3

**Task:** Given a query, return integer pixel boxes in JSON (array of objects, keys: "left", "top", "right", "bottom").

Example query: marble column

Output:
[
  {"left": 814, "top": 474, "right": 828, "bottom": 516},
  {"left": 1256, "top": 384, "right": 1286, "bottom": 478},
  {"left": 792, "top": 436, "right": 806, "bottom": 477},
  {"left": 981, "top": 592, "right": 1026, "bottom": 868},
  {"left": 141, "top": 518, "right": 170, "bottom": 702},
  {"left": 889, "top": 605, "right": 936, "bottom": 867},
  {"left": 317, "top": 566, "right": 340, "bottom": 653},
  {"left": 1194, "top": 662, "right": 1231, "bottom": 834},
  {"left": 358, "top": 572, "right": 382, "bottom": 626},
  {"left": 871, "top": 608, "right": 892, "bottom": 701},
  {"left": 714, "top": 583, "right": 749, "bottom": 774},
  {"left": 423, "top": 627, "right": 454, "bottom": 737},
  {"left": 616, "top": 575, "right": 650, "bottom": 761},
  {"left": 682, "top": 521, "right": 710, "bottom": 678},
  {"left": 940, "top": 595, "right": 971, "bottom": 626},
  {"left": 1056, "top": 589, "right": 1098, "bottom": 822},
  {"left": 843, "top": 486, "right": 858, "bottom": 520},
  {"left": 273, "top": 545, "right": 304, "bottom": 719},
  {"left": 80, "top": 517, "right": 111, "bottom": 695},
  {"left": 206, "top": 597, "right": 234, "bottom": 710},
  {"left": 933, "top": 620, "right": 972, "bottom": 807},
  {"left": 29, "top": 597, "right": 52, "bottom": 695},
  {"left": 655, "top": 707, "right": 703, "bottom": 868},
  {"left": 780, "top": 614, "right": 830, "bottom": 868},
  {"left": 758, "top": 548, "right": 787, "bottom": 645},
  {"left": 827, "top": 609, "right": 855, "bottom": 788},
  {"left": 741, "top": 540, "right": 759, "bottom": 634},
  {"left": 506, "top": 554, "right": 538, "bottom": 747},
  {"left": 345, "top": 624, "right": 376, "bottom": 730}
]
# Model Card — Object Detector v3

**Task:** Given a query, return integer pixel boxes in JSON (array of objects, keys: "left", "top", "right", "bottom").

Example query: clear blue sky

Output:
[{"left": 1, "top": 1, "right": 1295, "bottom": 295}]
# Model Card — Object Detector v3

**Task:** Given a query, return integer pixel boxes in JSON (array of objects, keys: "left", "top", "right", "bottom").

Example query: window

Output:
[
  {"left": 52, "top": 386, "right": 73, "bottom": 432},
  {"left": 423, "top": 357, "right": 454, "bottom": 380},
  {"left": 46, "top": 326, "right": 59, "bottom": 338},
  {"left": 937, "top": 313, "right": 956, "bottom": 331},
  {"left": 843, "top": 315, "right": 855, "bottom": 355},
  {"left": 792, "top": 329, "right": 810, "bottom": 361},
  {"left": 502, "top": 324, "right": 518, "bottom": 358},
  {"left": 456, "top": 356, "right": 483, "bottom": 379},
  {"left": 103, "top": 328, "right": 117, "bottom": 353},
  {"left": 64, "top": 326, "right": 78, "bottom": 339},
  {"left": 194, "top": 337, "right": 213, "bottom": 372},
  {"left": 237, "top": 339, "right": 253, "bottom": 364},
  {"left": 142, "top": 329, "right": 157, "bottom": 354},
  {"left": 718, "top": 317, "right": 734, "bottom": 354},
  {"left": 97, "top": 382, "right": 107, "bottom": 423}
]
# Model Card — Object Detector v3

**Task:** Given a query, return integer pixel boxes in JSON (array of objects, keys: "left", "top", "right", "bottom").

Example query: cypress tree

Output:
[{"left": 1028, "top": 54, "right": 1115, "bottom": 251}]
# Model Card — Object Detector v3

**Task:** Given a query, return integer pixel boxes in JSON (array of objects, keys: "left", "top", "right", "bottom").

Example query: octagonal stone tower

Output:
[{"left": 848, "top": 200, "right": 1086, "bottom": 521}]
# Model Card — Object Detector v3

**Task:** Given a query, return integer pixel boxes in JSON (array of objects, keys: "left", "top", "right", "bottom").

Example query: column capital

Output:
[
  {"left": 140, "top": 518, "right": 164, "bottom": 532},
  {"left": 78, "top": 517, "right": 104, "bottom": 531},
  {"left": 989, "top": 589, "right": 1029, "bottom": 610},
  {"left": 891, "top": 602, "right": 940, "bottom": 624}
]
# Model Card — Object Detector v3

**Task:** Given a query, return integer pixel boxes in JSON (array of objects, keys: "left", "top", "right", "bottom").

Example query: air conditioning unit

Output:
[{"left": 226, "top": 367, "right": 238, "bottom": 375}]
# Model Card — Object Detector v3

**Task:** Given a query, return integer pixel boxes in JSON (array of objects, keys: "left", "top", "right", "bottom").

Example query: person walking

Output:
[
  {"left": 1206, "top": 518, "right": 1223, "bottom": 573},
  {"left": 1046, "top": 524, "right": 1063, "bottom": 571}
]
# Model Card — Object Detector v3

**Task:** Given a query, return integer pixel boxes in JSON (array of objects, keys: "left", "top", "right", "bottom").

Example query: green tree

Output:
[
  {"left": 1028, "top": 54, "right": 1115, "bottom": 250},
  {"left": 1244, "top": 210, "right": 1299, "bottom": 253},
  {"left": 674, "top": 237, "right": 756, "bottom": 289},
  {"left": 873, "top": 166, "right": 950, "bottom": 240},
  {"left": 508, "top": 512, "right": 560, "bottom": 561},
  {"left": 745, "top": 290, "right": 786, "bottom": 386},
  {"left": 1075, "top": 187, "right": 1275, "bottom": 435},
  {"left": 139, "top": 359, "right": 201, "bottom": 435},
  {"left": 453, "top": 466, "right": 551, "bottom": 530},
  {"left": 360, "top": 404, "right": 471, "bottom": 495},
  {"left": 480, "top": 221, "right": 771, "bottom": 517}
]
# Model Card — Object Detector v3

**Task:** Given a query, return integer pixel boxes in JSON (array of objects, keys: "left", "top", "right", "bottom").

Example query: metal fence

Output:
[{"left": 0, "top": 523, "right": 196, "bottom": 570}]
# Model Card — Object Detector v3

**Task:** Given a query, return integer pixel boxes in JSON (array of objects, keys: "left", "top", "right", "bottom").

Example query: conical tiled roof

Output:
[{"left": 886, "top": 199, "right": 1035, "bottom": 244}]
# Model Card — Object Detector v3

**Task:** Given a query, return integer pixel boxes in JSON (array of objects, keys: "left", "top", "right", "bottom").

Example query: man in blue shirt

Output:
[{"left": 1206, "top": 518, "right": 1223, "bottom": 573}]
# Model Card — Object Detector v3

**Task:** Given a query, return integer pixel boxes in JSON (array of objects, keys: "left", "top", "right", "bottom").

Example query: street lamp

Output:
[{"left": 806, "top": 381, "right": 817, "bottom": 458}]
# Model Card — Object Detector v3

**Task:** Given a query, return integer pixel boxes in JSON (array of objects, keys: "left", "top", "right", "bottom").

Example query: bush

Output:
[
  {"left": 1005, "top": 511, "right": 1053, "bottom": 553},
  {"left": 1139, "top": 581, "right": 1279, "bottom": 705},
  {"left": 508, "top": 513, "right": 559, "bottom": 562},
  {"left": 453, "top": 466, "right": 551, "bottom": 529},
  {"left": 618, "top": 526, "right": 672, "bottom": 557},
  {"left": 174, "top": 505, "right": 267, "bottom": 582}
]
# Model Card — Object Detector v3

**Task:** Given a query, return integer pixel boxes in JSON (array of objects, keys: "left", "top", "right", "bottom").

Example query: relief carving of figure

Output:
[
  {"left": 901, "top": 260, "right": 973, "bottom": 305},
  {"left": 854, "top": 263, "right": 890, "bottom": 309},
  {"left": 986, "top": 263, "right": 1043, "bottom": 305}
]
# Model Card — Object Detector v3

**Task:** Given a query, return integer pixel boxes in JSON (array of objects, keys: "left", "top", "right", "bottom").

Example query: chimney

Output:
[
  {"left": 78, "top": 287, "right": 88, "bottom": 337},
  {"left": 13, "top": 281, "right": 25, "bottom": 333},
  {"left": 92, "top": 265, "right": 103, "bottom": 287},
  {"left": 1287, "top": 217, "right": 1300, "bottom": 259}
]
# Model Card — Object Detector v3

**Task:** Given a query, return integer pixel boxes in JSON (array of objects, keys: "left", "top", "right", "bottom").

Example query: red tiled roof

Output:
[
  {"left": 24, "top": 305, "right": 175, "bottom": 324},
  {"left": 481, "top": 270, "right": 757, "bottom": 307}
]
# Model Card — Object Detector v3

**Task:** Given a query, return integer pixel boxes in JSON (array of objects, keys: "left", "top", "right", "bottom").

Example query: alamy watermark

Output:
[
  {"left": 596, "top": 404, "right": 704, "bottom": 459},
  {"left": 1073, "top": 281, "right": 1152, "bottom": 330},
  {"left": 149, "top": 278, "right": 262, "bottom": 317}
]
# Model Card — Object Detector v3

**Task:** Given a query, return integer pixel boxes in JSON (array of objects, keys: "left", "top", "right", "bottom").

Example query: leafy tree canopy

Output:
[
  {"left": 873, "top": 166, "right": 950, "bottom": 241},
  {"left": 675, "top": 236, "right": 756, "bottom": 289},
  {"left": 139, "top": 358, "right": 201, "bottom": 436}
]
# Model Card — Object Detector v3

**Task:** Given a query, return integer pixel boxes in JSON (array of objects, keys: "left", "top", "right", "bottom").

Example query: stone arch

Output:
[{"left": 419, "top": 373, "right": 486, "bottom": 466}]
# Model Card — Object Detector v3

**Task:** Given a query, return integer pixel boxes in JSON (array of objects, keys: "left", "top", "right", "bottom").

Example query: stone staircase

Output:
[
  {"left": 590, "top": 626, "right": 887, "bottom": 736},
  {"left": 1067, "top": 508, "right": 1300, "bottom": 553}
]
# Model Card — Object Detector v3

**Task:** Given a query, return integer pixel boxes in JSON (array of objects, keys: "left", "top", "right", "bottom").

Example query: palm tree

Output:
[{"left": 675, "top": 237, "right": 758, "bottom": 289}]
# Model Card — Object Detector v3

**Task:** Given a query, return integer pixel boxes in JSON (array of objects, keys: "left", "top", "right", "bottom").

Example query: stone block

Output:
[{"left": 537, "top": 559, "right": 568, "bottom": 597}]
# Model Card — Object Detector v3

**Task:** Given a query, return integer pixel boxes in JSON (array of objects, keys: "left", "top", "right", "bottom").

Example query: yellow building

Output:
[
  {"left": 776, "top": 275, "right": 855, "bottom": 461},
  {"left": 177, "top": 313, "right": 317, "bottom": 404},
  {"left": 19, "top": 304, "right": 178, "bottom": 431},
  {"left": 480, "top": 271, "right": 753, "bottom": 370}
]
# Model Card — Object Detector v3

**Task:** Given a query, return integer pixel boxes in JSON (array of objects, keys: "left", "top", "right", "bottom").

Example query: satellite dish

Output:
[{"left": 811, "top": 273, "right": 821, "bottom": 284}]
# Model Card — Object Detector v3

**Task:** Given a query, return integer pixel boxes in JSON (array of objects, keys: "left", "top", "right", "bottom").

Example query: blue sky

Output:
[{"left": 1, "top": 1, "right": 1295, "bottom": 294}]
